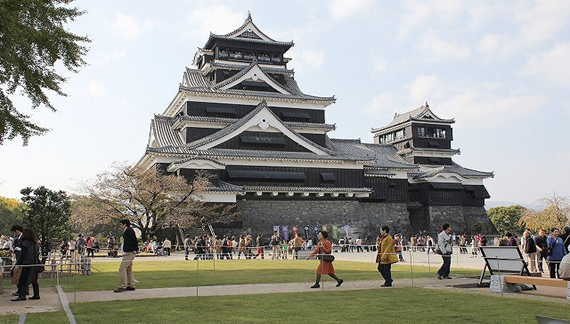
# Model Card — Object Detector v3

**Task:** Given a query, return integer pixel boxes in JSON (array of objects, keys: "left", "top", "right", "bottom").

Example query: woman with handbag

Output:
[
  {"left": 306, "top": 231, "right": 343, "bottom": 288},
  {"left": 12, "top": 228, "right": 41, "bottom": 301},
  {"left": 546, "top": 228, "right": 567, "bottom": 278}
]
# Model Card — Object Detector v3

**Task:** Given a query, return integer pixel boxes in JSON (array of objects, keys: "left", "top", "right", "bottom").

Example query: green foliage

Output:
[
  {"left": 0, "top": 0, "right": 90, "bottom": 145},
  {"left": 471, "top": 221, "right": 483, "bottom": 233},
  {"left": 20, "top": 186, "right": 71, "bottom": 256},
  {"left": 519, "top": 195, "right": 570, "bottom": 232},
  {"left": 487, "top": 205, "right": 526, "bottom": 234},
  {"left": 0, "top": 196, "right": 24, "bottom": 233}
]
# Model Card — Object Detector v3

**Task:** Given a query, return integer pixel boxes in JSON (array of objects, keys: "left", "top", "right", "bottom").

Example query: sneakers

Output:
[
  {"left": 310, "top": 284, "right": 320, "bottom": 288},
  {"left": 113, "top": 287, "right": 126, "bottom": 293},
  {"left": 436, "top": 273, "right": 443, "bottom": 280},
  {"left": 336, "top": 279, "right": 344, "bottom": 287},
  {"left": 126, "top": 286, "right": 136, "bottom": 291},
  {"left": 381, "top": 283, "right": 393, "bottom": 287}
]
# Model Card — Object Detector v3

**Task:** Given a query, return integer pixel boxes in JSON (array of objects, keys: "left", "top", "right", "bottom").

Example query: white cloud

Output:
[
  {"left": 398, "top": 1, "right": 431, "bottom": 39},
  {"left": 86, "top": 81, "right": 106, "bottom": 97},
  {"left": 364, "top": 93, "right": 395, "bottom": 116},
  {"left": 108, "top": 13, "right": 142, "bottom": 40},
  {"left": 372, "top": 57, "right": 387, "bottom": 72},
  {"left": 367, "top": 76, "right": 545, "bottom": 130},
  {"left": 514, "top": 1, "right": 570, "bottom": 45},
  {"left": 521, "top": 42, "right": 570, "bottom": 89},
  {"left": 416, "top": 32, "right": 471, "bottom": 60},
  {"left": 182, "top": 6, "right": 244, "bottom": 39},
  {"left": 329, "top": 0, "right": 375, "bottom": 20},
  {"left": 288, "top": 49, "right": 325, "bottom": 72},
  {"left": 94, "top": 50, "right": 127, "bottom": 66},
  {"left": 435, "top": 86, "right": 546, "bottom": 129}
]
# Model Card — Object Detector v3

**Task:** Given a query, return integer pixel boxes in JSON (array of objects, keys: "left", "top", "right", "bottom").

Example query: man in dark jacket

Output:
[
  {"left": 114, "top": 219, "right": 138, "bottom": 293},
  {"left": 10, "top": 225, "right": 26, "bottom": 297}
]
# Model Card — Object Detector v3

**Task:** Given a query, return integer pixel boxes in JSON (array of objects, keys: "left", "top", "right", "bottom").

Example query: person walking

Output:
[
  {"left": 535, "top": 229, "right": 548, "bottom": 273},
  {"left": 546, "top": 228, "right": 567, "bottom": 278},
  {"left": 376, "top": 225, "right": 398, "bottom": 287},
  {"left": 270, "top": 231, "right": 281, "bottom": 260},
  {"left": 292, "top": 233, "right": 304, "bottom": 260},
  {"left": 253, "top": 233, "right": 264, "bottom": 259},
  {"left": 114, "top": 219, "right": 138, "bottom": 293},
  {"left": 436, "top": 223, "right": 453, "bottom": 280},
  {"left": 183, "top": 235, "right": 191, "bottom": 260},
  {"left": 521, "top": 229, "right": 538, "bottom": 273},
  {"left": 306, "top": 231, "right": 343, "bottom": 288},
  {"left": 163, "top": 238, "right": 171, "bottom": 256},
  {"left": 12, "top": 228, "right": 41, "bottom": 301}
]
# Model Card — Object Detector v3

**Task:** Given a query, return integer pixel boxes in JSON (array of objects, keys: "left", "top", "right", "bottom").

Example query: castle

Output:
[{"left": 136, "top": 14, "right": 494, "bottom": 240}]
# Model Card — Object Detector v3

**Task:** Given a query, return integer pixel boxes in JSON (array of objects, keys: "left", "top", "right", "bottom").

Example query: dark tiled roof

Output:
[
  {"left": 371, "top": 103, "right": 454, "bottom": 132},
  {"left": 204, "top": 13, "right": 294, "bottom": 49},
  {"left": 168, "top": 156, "right": 226, "bottom": 168},
  {"left": 204, "top": 181, "right": 245, "bottom": 194},
  {"left": 181, "top": 67, "right": 335, "bottom": 103},
  {"left": 328, "top": 138, "right": 416, "bottom": 169},
  {"left": 243, "top": 185, "right": 372, "bottom": 193},
  {"left": 174, "top": 115, "right": 336, "bottom": 131},
  {"left": 150, "top": 116, "right": 184, "bottom": 147},
  {"left": 208, "top": 62, "right": 294, "bottom": 75},
  {"left": 411, "top": 163, "right": 494, "bottom": 180}
]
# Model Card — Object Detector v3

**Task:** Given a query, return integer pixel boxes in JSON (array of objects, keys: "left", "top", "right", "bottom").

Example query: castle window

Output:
[
  {"left": 417, "top": 127, "right": 426, "bottom": 137},
  {"left": 434, "top": 128, "right": 446, "bottom": 138},
  {"left": 395, "top": 129, "right": 405, "bottom": 140}
]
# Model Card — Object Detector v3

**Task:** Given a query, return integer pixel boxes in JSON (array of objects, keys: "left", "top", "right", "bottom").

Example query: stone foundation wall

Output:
[
  {"left": 237, "top": 200, "right": 409, "bottom": 239},
  {"left": 428, "top": 205, "right": 496, "bottom": 234},
  {"left": 234, "top": 200, "right": 494, "bottom": 239}
]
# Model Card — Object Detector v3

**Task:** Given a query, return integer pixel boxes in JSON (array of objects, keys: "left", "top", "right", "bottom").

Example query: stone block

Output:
[{"left": 489, "top": 275, "right": 522, "bottom": 293}]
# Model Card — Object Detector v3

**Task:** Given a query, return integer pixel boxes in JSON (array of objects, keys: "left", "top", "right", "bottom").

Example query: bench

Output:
[
  {"left": 490, "top": 274, "right": 570, "bottom": 299},
  {"left": 504, "top": 275, "right": 568, "bottom": 288}
]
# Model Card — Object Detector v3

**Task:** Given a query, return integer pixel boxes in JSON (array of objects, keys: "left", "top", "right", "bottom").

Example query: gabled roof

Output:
[
  {"left": 204, "top": 13, "right": 294, "bottom": 49},
  {"left": 176, "top": 66, "right": 335, "bottom": 108},
  {"left": 371, "top": 102, "right": 455, "bottom": 133},
  {"left": 410, "top": 162, "right": 494, "bottom": 180},
  {"left": 182, "top": 100, "right": 334, "bottom": 155},
  {"left": 213, "top": 62, "right": 291, "bottom": 94}
]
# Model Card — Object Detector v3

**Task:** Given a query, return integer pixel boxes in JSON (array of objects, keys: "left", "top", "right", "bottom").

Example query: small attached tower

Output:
[{"left": 371, "top": 103, "right": 459, "bottom": 165}]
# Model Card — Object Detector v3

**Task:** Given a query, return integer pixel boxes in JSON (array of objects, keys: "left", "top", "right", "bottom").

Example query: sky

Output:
[{"left": 1, "top": 0, "right": 569, "bottom": 206}]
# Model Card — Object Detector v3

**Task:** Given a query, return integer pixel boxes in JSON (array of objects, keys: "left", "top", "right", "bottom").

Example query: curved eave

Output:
[
  {"left": 145, "top": 148, "right": 373, "bottom": 164},
  {"left": 178, "top": 85, "right": 336, "bottom": 105},
  {"left": 204, "top": 34, "right": 294, "bottom": 50}
]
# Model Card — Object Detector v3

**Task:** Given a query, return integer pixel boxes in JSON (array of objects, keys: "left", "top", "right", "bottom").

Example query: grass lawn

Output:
[
  {"left": 43, "top": 259, "right": 480, "bottom": 291},
  {"left": 12, "top": 287, "right": 569, "bottom": 324}
]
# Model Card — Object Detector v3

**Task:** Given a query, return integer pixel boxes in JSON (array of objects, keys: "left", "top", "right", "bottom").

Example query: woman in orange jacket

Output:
[
  {"left": 306, "top": 231, "right": 343, "bottom": 288},
  {"left": 377, "top": 225, "right": 398, "bottom": 287}
]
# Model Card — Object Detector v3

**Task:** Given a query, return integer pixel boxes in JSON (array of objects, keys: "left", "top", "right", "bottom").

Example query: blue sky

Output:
[{"left": 1, "top": 0, "right": 569, "bottom": 205}]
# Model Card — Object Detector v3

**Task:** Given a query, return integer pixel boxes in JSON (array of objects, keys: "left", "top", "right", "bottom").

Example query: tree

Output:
[
  {"left": 72, "top": 164, "right": 238, "bottom": 242},
  {"left": 0, "top": 196, "right": 24, "bottom": 234},
  {"left": 0, "top": 0, "right": 90, "bottom": 145},
  {"left": 20, "top": 186, "right": 71, "bottom": 257},
  {"left": 487, "top": 205, "right": 526, "bottom": 235},
  {"left": 519, "top": 195, "right": 570, "bottom": 232}
]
